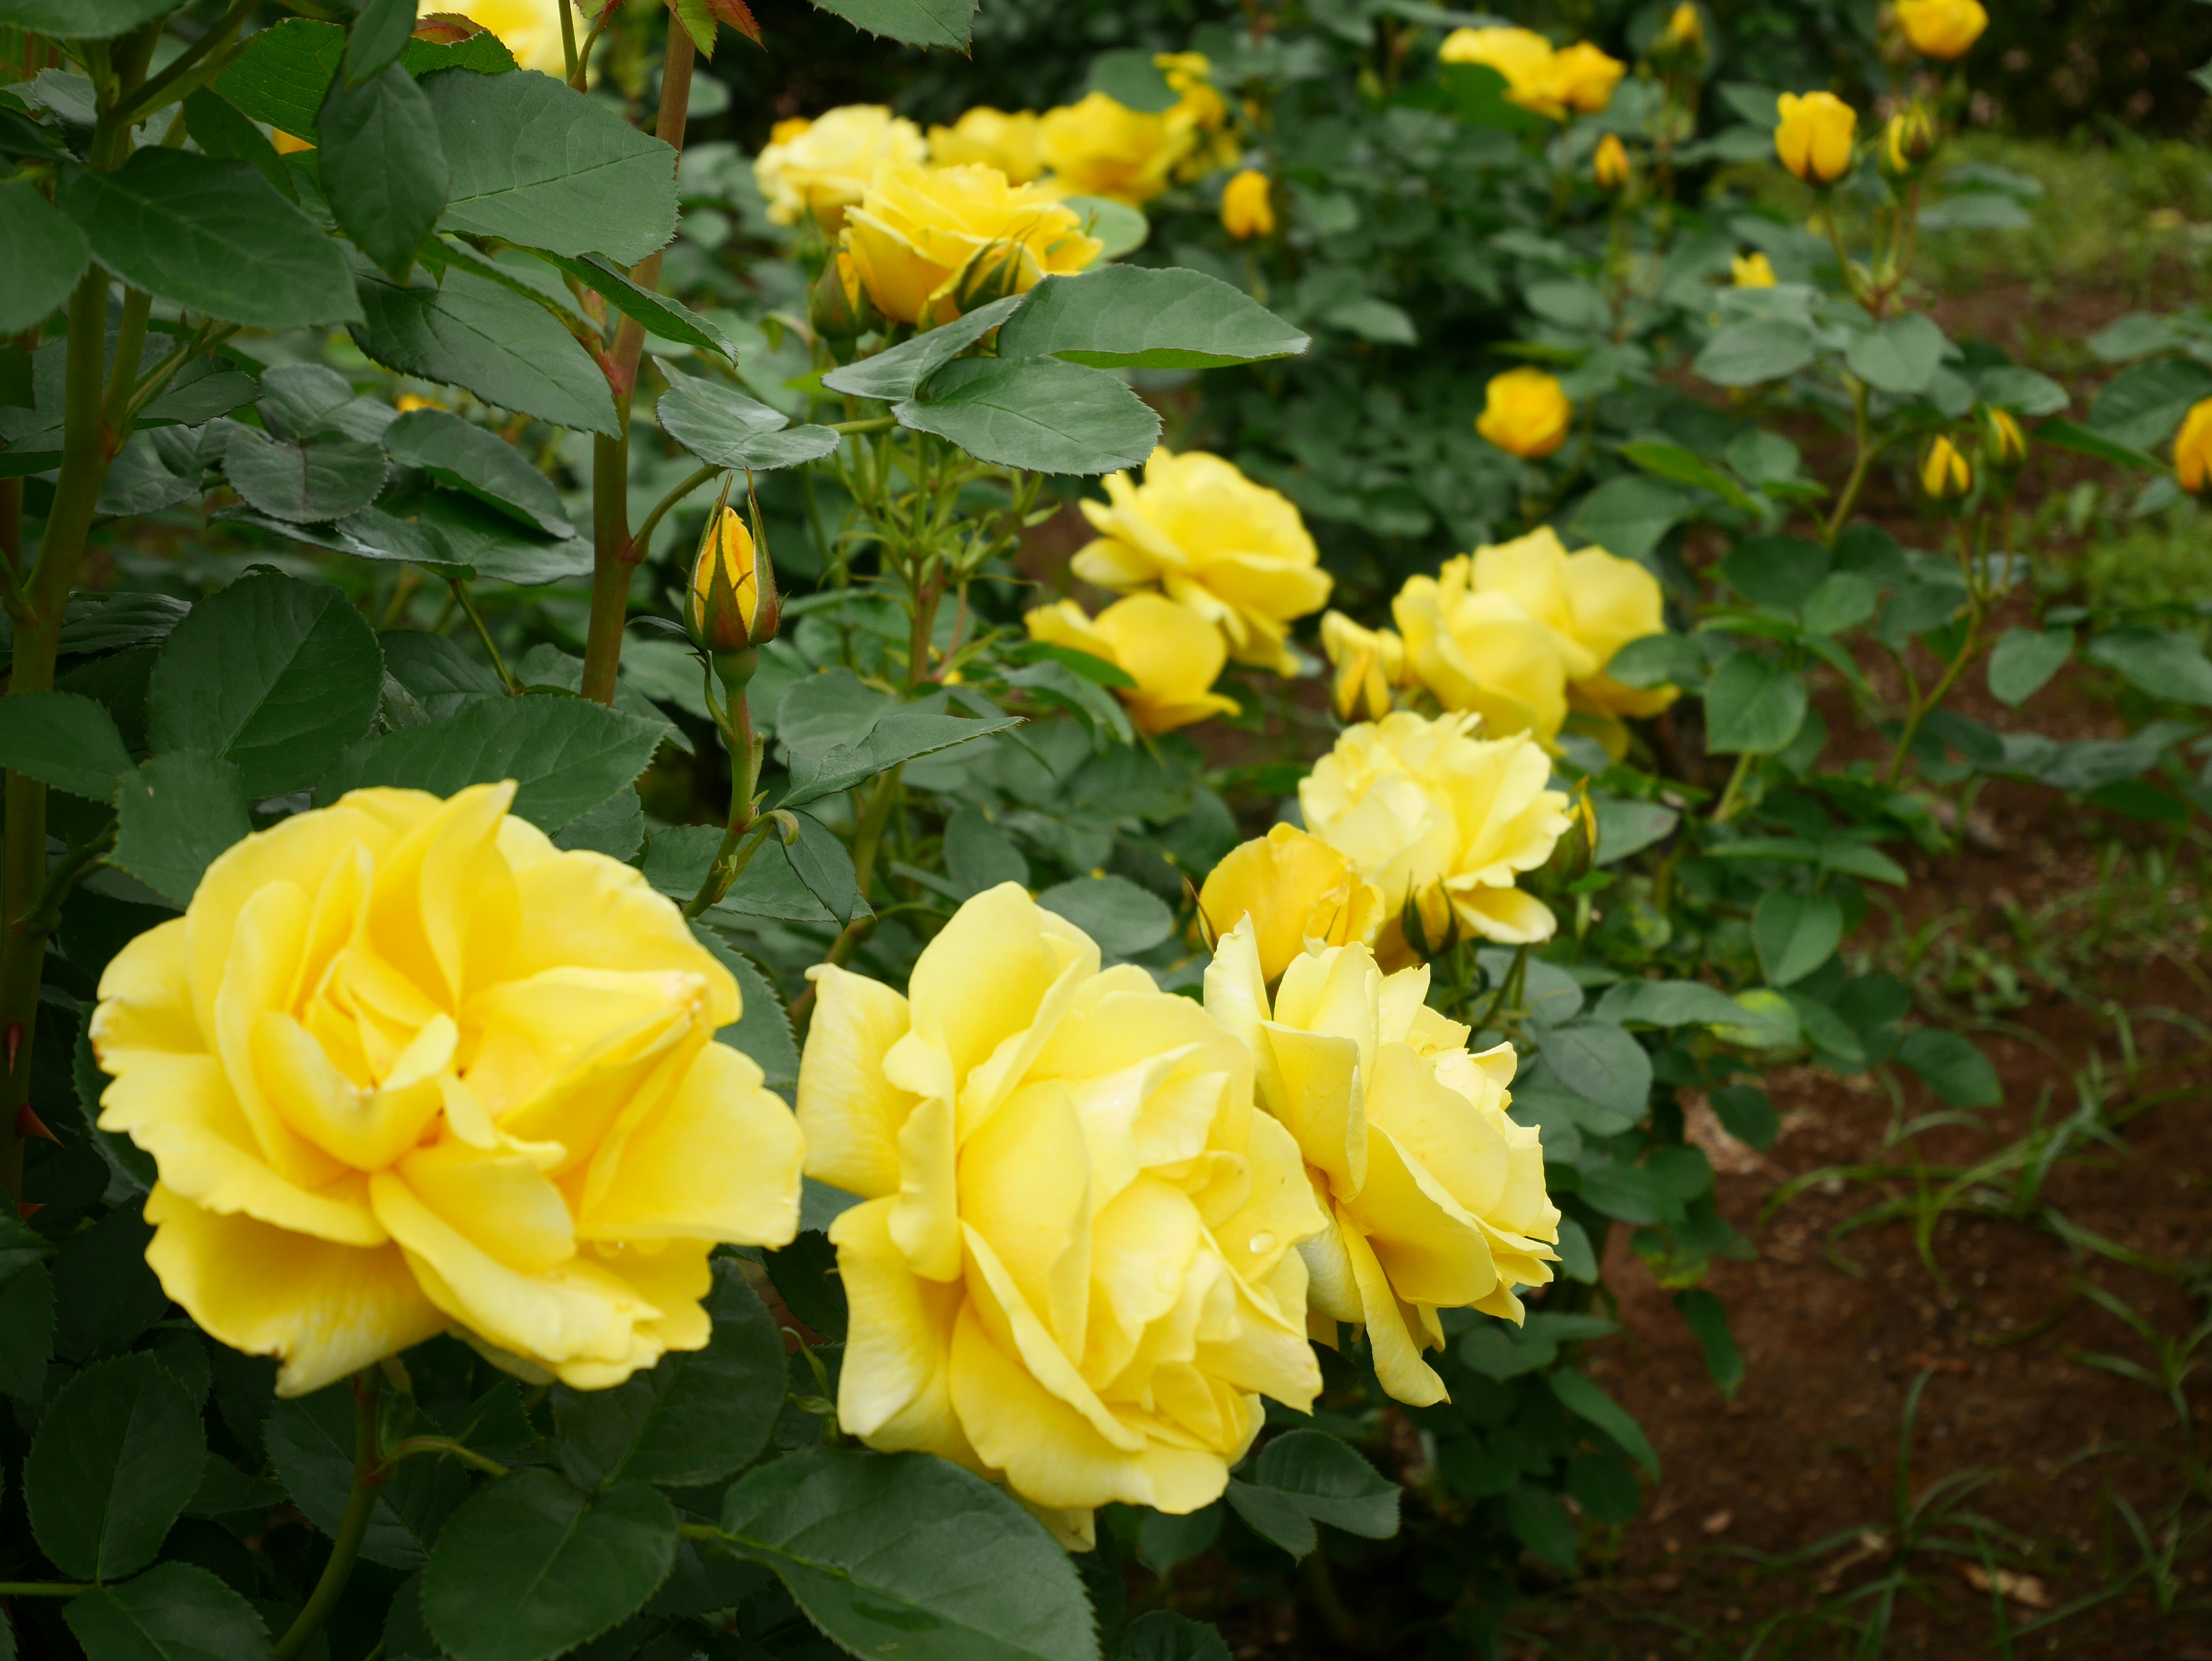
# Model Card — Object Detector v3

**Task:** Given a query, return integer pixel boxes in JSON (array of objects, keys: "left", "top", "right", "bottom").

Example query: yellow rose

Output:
[
  {"left": 1475, "top": 367, "right": 1573, "bottom": 460},
  {"left": 1157, "top": 51, "right": 1241, "bottom": 179},
  {"left": 1547, "top": 41, "right": 1627, "bottom": 114},
  {"left": 927, "top": 107, "right": 1046, "bottom": 185},
  {"left": 1071, "top": 447, "right": 1333, "bottom": 675},
  {"left": 1037, "top": 92, "right": 1192, "bottom": 206},
  {"left": 1320, "top": 610, "right": 1408, "bottom": 722},
  {"left": 90, "top": 784, "right": 805, "bottom": 1397},
  {"left": 1300, "top": 710, "right": 1571, "bottom": 948},
  {"left": 754, "top": 105, "right": 927, "bottom": 229},
  {"left": 1593, "top": 133, "right": 1631, "bottom": 191},
  {"left": 1896, "top": 0, "right": 1987, "bottom": 59},
  {"left": 1392, "top": 559, "right": 1570, "bottom": 742},
  {"left": 438, "top": 0, "right": 570, "bottom": 75},
  {"left": 1469, "top": 527, "right": 1678, "bottom": 720},
  {"left": 1732, "top": 251, "right": 1777, "bottom": 287},
  {"left": 840, "top": 160, "right": 1102, "bottom": 328},
  {"left": 1774, "top": 91, "right": 1857, "bottom": 186},
  {"left": 1921, "top": 434, "right": 1972, "bottom": 501},
  {"left": 1221, "top": 168, "right": 1274, "bottom": 239},
  {"left": 796, "top": 883, "right": 1325, "bottom": 1543},
  {"left": 2177, "top": 400, "right": 2212, "bottom": 496},
  {"left": 1023, "top": 594, "right": 1240, "bottom": 734},
  {"left": 1438, "top": 27, "right": 1566, "bottom": 118},
  {"left": 1203, "top": 921, "right": 1560, "bottom": 1404},
  {"left": 1196, "top": 824, "right": 1383, "bottom": 984}
]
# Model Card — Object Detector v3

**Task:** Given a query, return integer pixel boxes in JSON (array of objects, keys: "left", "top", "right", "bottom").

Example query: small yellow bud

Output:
[
  {"left": 1774, "top": 90, "right": 1857, "bottom": 186},
  {"left": 1981, "top": 406, "right": 2027, "bottom": 472},
  {"left": 2174, "top": 398, "right": 2212, "bottom": 497},
  {"left": 1593, "top": 133, "right": 1631, "bottom": 191},
  {"left": 808, "top": 249, "right": 873, "bottom": 340},
  {"left": 1221, "top": 168, "right": 1275, "bottom": 239},
  {"left": 1896, "top": 0, "right": 1987, "bottom": 60},
  {"left": 1732, "top": 251, "right": 1777, "bottom": 287},
  {"left": 1883, "top": 103, "right": 1938, "bottom": 176},
  {"left": 1920, "top": 434, "right": 1974, "bottom": 502},
  {"left": 688, "top": 505, "right": 779, "bottom": 654},
  {"left": 1662, "top": 2, "right": 1706, "bottom": 52},
  {"left": 1475, "top": 368, "right": 1574, "bottom": 460}
]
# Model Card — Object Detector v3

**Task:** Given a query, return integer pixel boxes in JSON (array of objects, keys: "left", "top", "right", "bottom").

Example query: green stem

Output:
[
  {"left": 579, "top": 24, "right": 696, "bottom": 706},
  {"left": 631, "top": 464, "right": 717, "bottom": 569},
  {"left": 271, "top": 1369, "right": 381, "bottom": 1661},
  {"left": 0, "top": 1583, "right": 93, "bottom": 1596},
  {"left": 786, "top": 765, "right": 902, "bottom": 1036},
  {"left": 385, "top": 1436, "right": 512, "bottom": 1479},
  {"left": 1883, "top": 597, "right": 1985, "bottom": 789},
  {"left": 100, "top": 287, "right": 152, "bottom": 439},
  {"left": 447, "top": 579, "right": 518, "bottom": 693},
  {"left": 1821, "top": 376, "right": 1875, "bottom": 546},
  {"left": 111, "top": 0, "right": 256, "bottom": 127},
  {"left": 828, "top": 415, "right": 896, "bottom": 436},
  {"left": 1710, "top": 750, "right": 1758, "bottom": 825},
  {"left": 558, "top": 0, "right": 578, "bottom": 83}
]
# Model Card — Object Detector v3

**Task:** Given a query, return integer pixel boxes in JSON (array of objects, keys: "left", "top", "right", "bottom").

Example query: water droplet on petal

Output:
[{"left": 1248, "top": 1231, "right": 1276, "bottom": 1256}]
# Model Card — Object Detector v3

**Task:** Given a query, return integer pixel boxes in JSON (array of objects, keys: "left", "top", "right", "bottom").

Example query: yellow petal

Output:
[
  {"left": 1339, "top": 1221, "right": 1448, "bottom": 1406},
  {"left": 830, "top": 1197, "right": 974, "bottom": 1458}
]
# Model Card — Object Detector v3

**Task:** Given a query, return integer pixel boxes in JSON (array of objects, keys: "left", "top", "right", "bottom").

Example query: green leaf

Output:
[
  {"left": 804, "top": 0, "right": 975, "bottom": 48},
  {"left": 1712, "top": 987, "right": 1799, "bottom": 1050},
  {"left": 820, "top": 294, "right": 1026, "bottom": 402},
  {"left": 1708, "top": 1083, "right": 1778, "bottom": 1150},
  {"left": 1703, "top": 650, "right": 1808, "bottom": 755},
  {"left": 50, "top": 1202, "right": 166, "bottom": 1360},
  {"left": 654, "top": 370, "right": 841, "bottom": 472},
  {"left": 777, "top": 670, "right": 1020, "bottom": 808},
  {"left": 549, "top": 1259, "right": 785, "bottom": 1490},
  {"left": 1084, "top": 47, "right": 1177, "bottom": 112},
  {"left": 1974, "top": 364, "right": 2069, "bottom": 418},
  {"left": 181, "top": 86, "right": 297, "bottom": 199},
  {"left": 1224, "top": 1431, "right": 1398, "bottom": 1561},
  {"left": 997, "top": 266, "right": 1309, "bottom": 370},
  {"left": 345, "top": 0, "right": 421, "bottom": 85},
  {"left": 25, "top": 1353, "right": 205, "bottom": 1581},
  {"left": 75, "top": 1023, "right": 156, "bottom": 1195},
  {"left": 1844, "top": 312, "right": 1948, "bottom": 396},
  {"left": 1800, "top": 570, "right": 1878, "bottom": 636},
  {"left": 898, "top": 356, "right": 1159, "bottom": 475},
  {"left": 0, "top": 1260, "right": 56, "bottom": 1400},
  {"left": 1721, "top": 535, "right": 1831, "bottom": 612},
  {"left": 1116, "top": 1612, "right": 1231, "bottom": 1661},
  {"left": 1536, "top": 1019, "right": 1652, "bottom": 1121},
  {"left": 0, "top": 690, "right": 134, "bottom": 801},
  {"left": 55, "top": 150, "right": 361, "bottom": 328},
  {"left": 319, "top": 62, "right": 448, "bottom": 280},
  {"left": 1036, "top": 874, "right": 1173, "bottom": 958},
  {"left": 216, "top": 18, "right": 341, "bottom": 139},
  {"left": 112, "top": 752, "right": 252, "bottom": 907},
  {"left": 1549, "top": 1366, "right": 1660, "bottom": 1477},
  {"left": 1752, "top": 889, "right": 1842, "bottom": 986},
  {"left": 1895, "top": 1028, "right": 2002, "bottom": 1106},
  {"left": 2086, "top": 778, "right": 2195, "bottom": 824},
  {"left": 314, "top": 695, "right": 669, "bottom": 834},
  {"left": 0, "top": 180, "right": 89, "bottom": 335},
  {"left": 1571, "top": 476, "right": 1696, "bottom": 562},
  {"left": 1618, "top": 441, "right": 1759, "bottom": 513},
  {"left": 1566, "top": 1454, "right": 1642, "bottom": 1523},
  {"left": 0, "top": 0, "right": 177, "bottom": 37},
  {"left": 1695, "top": 318, "right": 1816, "bottom": 387},
  {"left": 382, "top": 408, "right": 573, "bottom": 536},
  {"left": 1987, "top": 626, "right": 2071, "bottom": 707},
  {"left": 1063, "top": 194, "right": 1149, "bottom": 260},
  {"left": 267, "top": 1384, "right": 468, "bottom": 1571},
  {"left": 1134, "top": 1504, "right": 1220, "bottom": 1574},
  {"left": 64, "top": 1562, "right": 273, "bottom": 1661},
  {"left": 942, "top": 805, "right": 1028, "bottom": 897},
  {"left": 763, "top": 1227, "right": 847, "bottom": 1340},
  {"left": 2084, "top": 626, "right": 2212, "bottom": 707},
  {"left": 352, "top": 268, "right": 619, "bottom": 437},
  {"left": 424, "top": 1470, "right": 677, "bottom": 1661},
  {"left": 1601, "top": 633, "right": 1702, "bottom": 691},
  {"left": 783, "top": 810, "right": 866, "bottom": 924},
  {"left": 2088, "top": 356, "right": 2212, "bottom": 451},
  {"left": 1672, "top": 1288, "right": 1744, "bottom": 1397},
  {"left": 1589, "top": 795, "right": 1678, "bottom": 865},
  {"left": 2034, "top": 418, "right": 2161, "bottom": 474},
  {"left": 1593, "top": 978, "right": 1745, "bottom": 1028},
  {"left": 688, "top": 926, "right": 800, "bottom": 1087},
  {"left": 221, "top": 425, "right": 391, "bottom": 523},
  {"left": 717, "top": 1447, "right": 1097, "bottom": 1661},
  {"left": 424, "top": 69, "right": 679, "bottom": 266},
  {"left": 530, "top": 252, "right": 740, "bottom": 360},
  {"left": 1506, "top": 1482, "right": 1578, "bottom": 1571},
  {"left": 147, "top": 569, "right": 385, "bottom": 797}
]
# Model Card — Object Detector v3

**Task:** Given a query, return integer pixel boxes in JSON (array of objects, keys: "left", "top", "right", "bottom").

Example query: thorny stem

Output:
[
  {"left": 581, "top": 22, "right": 698, "bottom": 706},
  {"left": 684, "top": 682, "right": 766, "bottom": 919},
  {"left": 271, "top": 1370, "right": 382, "bottom": 1661},
  {"left": 447, "top": 579, "right": 519, "bottom": 693}
]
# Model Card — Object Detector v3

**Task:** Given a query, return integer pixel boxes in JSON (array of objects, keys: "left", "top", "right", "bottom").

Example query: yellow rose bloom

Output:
[
  {"left": 1593, "top": 133, "right": 1631, "bottom": 191},
  {"left": 927, "top": 107, "right": 1046, "bottom": 184},
  {"left": 2175, "top": 399, "right": 2212, "bottom": 496},
  {"left": 1774, "top": 91, "right": 1857, "bottom": 186},
  {"left": 1392, "top": 560, "right": 1571, "bottom": 742},
  {"left": 754, "top": 105, "right": 928, "bottom": 230},
  {"left": 1037, "top": 92, "right": 1193, "bottom": 206},
  {"left": 1438, "top": 27, "right": 1566, "bottom": 118},
  {"left": 1320, "top": 610, "right": 1409, "bottom": 722},
  {"left": 1203, "top": 921, "right": 1560, "bottom": 1405},
  {"left": 90, "top": 784, "right": 805, "bottom": 1397},
  {"left": 1071, "top": 447, "right": 1333, "bottom": 675},
  {"left": 1023, "top": 594, "right": 1241, "bottom": 734},
  {"left": 796, "top": 884, "right": 1325, "bottom": 1543},
  {"left": 437, "top": 0, "right": 569, "bottom": 75},
  {"left": 1300, "top": 711, "right": 1571, "bottom": 948},
  {"left": 1548, "top": 41, "right": 1627, "bottom": 114},
  {"left": 1197, "top": 824, "right": 1384, "bottom": 984},
  {"left": 1896, "top": 0, "right": 1987, "bottom": 59},
  {"left": 1221, "top": 168, "right": 1274, "bottom": 239},
  {"left": 1469, "top": 527, "right": 1679, "bottom": 720},
  {"left": 1157, "top": 51, "right": 1241, "bottom": 178},
  {"left": 1732, "top": 251, "right": 1777, "bottom": 287},
  {"left": 1475, "top": 367, "right": 1573, "bottom": 460},
  {"left": 840, "top": 160, "right": 1102, "bottom": 329}
]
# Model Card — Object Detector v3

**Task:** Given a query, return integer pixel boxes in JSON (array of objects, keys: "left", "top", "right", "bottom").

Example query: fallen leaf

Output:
[
  {"left": 1701, "top": 1508, "right": 1734, "bottom": 1535},
  {"left": 1961, "top": 1565, "right": 2051, "bottom": 1609}
]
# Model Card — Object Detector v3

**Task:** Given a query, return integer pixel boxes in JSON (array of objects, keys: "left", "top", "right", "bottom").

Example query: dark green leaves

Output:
[
  {"left": 267, "top": 1386, "right": 467, "bottom": 1572},
  {"left": 718, "top": 1448, "right": 1098, "bottom": 1661},
  {"left": 26, "top": 1353, "right": 206, "bottom": 1581},
  {"left": 112, "top": 752, "right": 253, "bottom": 907},
  {"left": 533, "top": 256, "right": 743, "bottom": 360},
  {"left": 148, "top": 569, "right": 385, "bottom": 797},
  {"left": 1896, "top": 1028, "right": 2002, "bottom": 1106},
  {"left": 221, "top": 426, "right": 391, "bottom": 523},
  {"left": 345, "top": 0, "right": 422, "bottom": 85},
  {"left": 64, "top": 1562, "right": 272, "bottom": 1661},
  {"left": 1550, "top": 1367, "right": 1660, "bottom": 1477},
  {"left": 821, "top": 296, "right": 1025, "bottom": 402},
  {"left": 1752, "top": 890, "right": 1842, "bottom": 986},
  {"left": 1843, "top": 312, "right": 1948, "bottom": 397},
  {"left": 1695, "top": 319, "right": 1815, "bottom": 387},
  {"left": 2084, "top": 626, "right": 2212, "bottom": 707},
  {"left": 806, "top": 0, "right": 975, "bottom": 49},
  {"left": 217, "top": 17, "right": 343, "bottom": 139},
  {"left": 0, "top": 690, "right": 134, "bottom": 801},
  {"left": 319, "top": 63, "right": 449, "bottom": 280},
  {"left": 1535, "top": 1019, "right": 1653, "bottom": 1121},
  {"left": 998, "top": 267, "right": 1309, "bottom": 370},
  {"left": 382, "top": 408, "right": 573, "bottom": 535},
  {"left": 55, "top": 150, "right": 361, "bottom": 328},
  {"left": 0, "top": 180, "right": 89, "bottom": 335},
  {"left": 1703, "top": 650, "right": 1808, "bottom": 754},
  {"left": 1036, "top": 875, "right": 1172, "bottom": 957},
  {"left": 0, "top": 0, "right": 179, "bottom": 37},
  {"left": 896, "top": 357, "right": 1160, "bottom": 476},
  {"left": 353, "top": 270, "right": 619, "bottom": 437},
  {"left": 315, "top": 695, "right": 669, "bottom": 834},
  {"left": 778, "top": 670, "right": 1020, "bottom": 807},
  {"left": 2089, "top": 356, "right": 2212, "bottom": 451},
  {"left": 1225, "top": 1432, "right": 1399, "bottom": 1560},
  {"left": 1987, "top": 626, "right": 2071, "bottom": 707},
  {"left": 655, "top": 372, "right": 842, "bottom": 472},
  {"left": 424, "top": 69, "right": 679, "bottom": 266},
  {"left": 424, "top": 1470, "right": 678, "bottom": 1661}
]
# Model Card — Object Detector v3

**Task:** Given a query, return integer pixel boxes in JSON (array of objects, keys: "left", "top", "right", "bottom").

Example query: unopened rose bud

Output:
[
  {"left": 1775, "top": 90, "right": 1857, "bottom": 186},
  {"left": 1221, "top": 168, "right": 1275, "bottom": 239},
  {"left": 688, "top": 504, "right": 779, "bottom": 666},
  {"left": 1920, "top": 434, "right": 1974, "bottom": 503},
  {"left": 2175, "top": 398, "right": 2212, "bottom": 497},
  {"left": 809, "top": 249, "right": 874, "bottom": 340},
  {"left": 1593, "top": 133, "right": 1631, "bottom": 191},
  {"left": 1883, "top": 103, "right": 1939, "bottom": 177},
  {"left": 1980, "top": 406, "right": 2027, "bottom": 472}
]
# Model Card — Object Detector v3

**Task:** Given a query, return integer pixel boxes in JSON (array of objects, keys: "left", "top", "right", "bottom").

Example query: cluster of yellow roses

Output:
[
  {"left": 1437, "top": 25, "right": 1625, "bottom": 120},
  {"left": 93, "top": 751, "right": 1566, "bottom": 1542}
]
